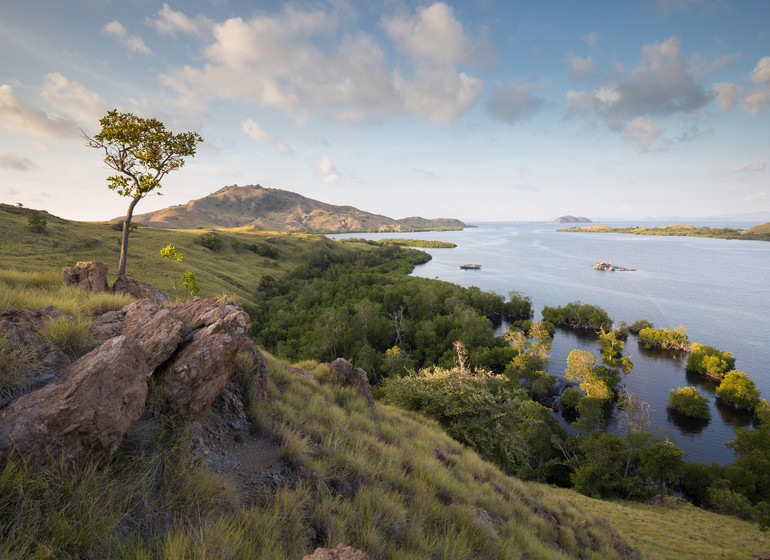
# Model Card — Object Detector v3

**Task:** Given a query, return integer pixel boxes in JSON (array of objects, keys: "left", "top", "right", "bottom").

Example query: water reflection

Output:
[
  {"left": 684, "top": 369, "right": 719, "bottom": 394},
  {"left": 715, "top": 401, "right": 755, "bottom": 428},
  {"left": 666, "top": 408, "right": 710, "bottom": 435}
]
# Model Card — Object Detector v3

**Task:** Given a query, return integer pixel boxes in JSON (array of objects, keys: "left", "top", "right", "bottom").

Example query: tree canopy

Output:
[{"left": 85, "top": 110, "right": 202, "bottom": 275}]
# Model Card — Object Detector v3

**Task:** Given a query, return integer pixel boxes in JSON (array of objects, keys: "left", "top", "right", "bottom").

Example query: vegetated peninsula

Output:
[
  {"left": 559, "top": 222, "right": 770, "bottom": 241},
  {"left": 551, "top": 215, "right": 592, "bottom": 223},
  {"left": 132, "top": 184, "right": 466, "bottom": 233}
]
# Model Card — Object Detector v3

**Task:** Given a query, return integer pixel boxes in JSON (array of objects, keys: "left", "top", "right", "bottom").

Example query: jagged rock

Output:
[
  {"left": 92, "top": 299, "right": 184, "bottom": 372},
  {"left": 302, "top": 544, "right": 371, "bottom": 560},
  {"left": 327, "top": 358, "right": 375, "bottom": 410},
  {"left": 113, "top": 274, "right": 173, "bottom": 305},
  {"left": 62, "top": 261, "right": 109, "bottom": 292},
  {"left": 0, "top": 307, "right": 71, "bottom": 400},
  {"left": 289, "top": 366, "right": 319, "bottom": 385},
  {"left": 0, "top": 335, "right": 148, "bottom": 467},
  {"left": 160, "top": 298, "right": 251, "bottom": 418}
]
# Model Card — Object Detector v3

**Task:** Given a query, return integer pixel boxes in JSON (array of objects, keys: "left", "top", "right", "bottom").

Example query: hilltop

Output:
[
  {"left": 743, "top": 221, "right": 770, "bottom": 236},
  {"left": 132, "top": 184, "right": 466, "bottom": 233}
]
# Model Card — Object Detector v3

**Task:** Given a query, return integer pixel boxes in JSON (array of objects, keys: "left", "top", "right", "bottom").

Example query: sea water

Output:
[{"left": 333, "top": 222, "right": 770, "bottom": 464}]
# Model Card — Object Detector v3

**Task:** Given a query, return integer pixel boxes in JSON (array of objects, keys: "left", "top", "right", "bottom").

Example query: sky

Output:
[{"left": 1, "top": 0, "right": 769, "bottom": 223}]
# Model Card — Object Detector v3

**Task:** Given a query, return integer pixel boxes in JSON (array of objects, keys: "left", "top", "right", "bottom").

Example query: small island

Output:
[
  {"left": 551, "top": 215, "right": 592, "bottom": 223},
  {"left": 559, "top": 223, "right": 770, "bottom": 241}
]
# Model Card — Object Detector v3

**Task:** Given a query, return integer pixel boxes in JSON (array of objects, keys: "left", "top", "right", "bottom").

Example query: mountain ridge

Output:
[{"left": 132, "top": 184, "right": 466, "bottom": 233}]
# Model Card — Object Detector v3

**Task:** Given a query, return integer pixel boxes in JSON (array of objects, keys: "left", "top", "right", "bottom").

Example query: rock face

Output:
[
  {"left": 113, "top": 274, "right": 173, "bottom": 305},
  {"left": 159, "top": 297, "right": 252, "bottom": 418},
  {"left": 0, "top": 336, "right": 148, "bottom": 466},
  {"left": 62, "top": 261, "right": 109, "bottom": 292},
  {"left": 302, "top": 545, "right": 371, "bottom": 560},
  {"left": 327, "top": 358, "right": 375, "bottom": 410},
  {"left": 92, "top": 299, "right": 185, "bottom": 372}
]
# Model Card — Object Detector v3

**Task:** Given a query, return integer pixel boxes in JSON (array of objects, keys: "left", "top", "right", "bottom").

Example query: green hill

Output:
[{"left": 131, "top": 184, "right": 466, "bottom": 233}]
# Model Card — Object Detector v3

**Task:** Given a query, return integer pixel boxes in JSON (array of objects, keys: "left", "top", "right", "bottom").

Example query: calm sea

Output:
[{"left": 332, "top": 222, "right": 770, "bottom": 464}]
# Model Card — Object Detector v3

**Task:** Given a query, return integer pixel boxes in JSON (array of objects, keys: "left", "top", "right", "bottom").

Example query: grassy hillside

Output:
[
  {"left": 0, "top": 275, "right": 765, "bottom": 558},
  {"left": 131, "top": 185, "right": 466, "bottom": 233},
  {"left": 0, "top": 203, "right": 371, "bottom": 306},
  {"left": 743, "top": 221, "right": 770, "bottom": 236}
]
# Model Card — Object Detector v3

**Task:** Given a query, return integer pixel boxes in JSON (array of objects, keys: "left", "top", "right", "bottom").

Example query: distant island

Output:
[
  {"left": 551, "top": 215, "right": 592, "bottom": 223},
  {"left": 559, "top": 223, "right": 770, "bottom": 241},
  {"left": 132, "top": 184, "right": 466, "bottom": 234}
]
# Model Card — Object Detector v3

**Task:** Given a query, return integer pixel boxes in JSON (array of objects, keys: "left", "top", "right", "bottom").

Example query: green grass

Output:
[{"left": 0, "top": 203, "right": 375, "bottom": 307}]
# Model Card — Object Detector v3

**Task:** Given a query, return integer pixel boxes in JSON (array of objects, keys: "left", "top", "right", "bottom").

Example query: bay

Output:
[{"left": 332, "top": 222, "right": 770, "bottom": 465}]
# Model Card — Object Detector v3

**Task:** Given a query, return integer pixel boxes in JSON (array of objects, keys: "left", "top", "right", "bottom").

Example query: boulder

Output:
[
  {"left": 327, "top": 358, "right": 375, "bottom": 410},
  {"left": 62, "top": 261, "right": 109, "bottom": 292},
  {"left": 0, "top": 335, "right": 149, "bottom": 467},
  {"left": 159, "top": 298, "right": 251, "bottom": 418},
  {"left": 302, "top": 545, "right": 371, "bottom": 560},
  {"left": 113, "top": 275, "right": 173, "bottom": 305},
  {"left": 0, "top": 306, "right": 71, "bottom": 402},
  {"left": 236, "top": 337, "right": 269, "bottom": 396},
  {"left": 92, "top": 299, "right": 184, "bottom": 372}
]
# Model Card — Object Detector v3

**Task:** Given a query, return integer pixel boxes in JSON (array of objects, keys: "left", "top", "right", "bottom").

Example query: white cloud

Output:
[
  {"left": 566, "top": 52, "right": 599, "bottom": 80},
  {"left": 713, "top": 82, "right": 741, "bottom": 110},
  {"left": 383, "top": 3, "right": 486, "bottom": 68},
  {"left": 746, "top": 192, "right": 766, "bottom": 202},
  {"left": 486, "top": 82, "right": 545, "bottom": 124},
  {"left": 150, "top": 4, "right": 211, "bottom": 36},
  {"left": 103, "top": 20, "right": 151, "bottom": 55},
  {"left": 0, "top": 84, "right": 79, "bottom": 139},
  {"left": 743, "top": 87, "right": 770, "bottom": 115},
  {"left": 315, "top": 154, "right": 341, "bottom": 184},
  {"left": 241, "top": 118, "right": 272, "bottom": 144},
  {"left": 241, "top": 118, "right": 295, "bottom": 156},
  {"left": 749, "top": 56, "right": 770, "bottom": 83},
  {"left": 0, "top": 149, "right": 36, "bottom": 170},
  {"left": 732, "top": 160, "right": 767, "bottom": 173},
  {"left": 583, "top": 32, "right": 599, "bottom": 47},
  {"left": 566, "top": 36, "right": 710, "bottom": 147},
  {"left": 621, "top": 116, "right": 665, "bottom": 152},
  {"left": 161, "top": 3, "right": 485, "bottom": 124},
  {"left": 40, "top": 73, "right": 108, "bottom": 126}
]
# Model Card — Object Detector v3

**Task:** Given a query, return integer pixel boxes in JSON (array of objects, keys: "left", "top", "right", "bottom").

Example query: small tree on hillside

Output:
[{"left": 84, "top": 110, "right": 202, "bottom": 276}]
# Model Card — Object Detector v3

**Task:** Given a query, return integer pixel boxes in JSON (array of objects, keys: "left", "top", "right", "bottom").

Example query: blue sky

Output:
[{"left": 1, "top": 0, "right": 769, "bottom": 222}]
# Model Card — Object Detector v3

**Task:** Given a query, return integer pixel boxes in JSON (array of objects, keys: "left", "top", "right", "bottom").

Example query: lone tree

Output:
[{"left": 84, "top": 110, "right": 202, "bottom": 276}]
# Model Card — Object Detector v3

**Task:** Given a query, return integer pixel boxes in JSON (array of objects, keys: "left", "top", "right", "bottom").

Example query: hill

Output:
[
  {"left": 131, "top": 184, "right": 466, "bottom": 233},
  {"left": 743, "top": 221, "right": 770, "bottom": 235},
  {"left": 551, "top": 215, "right": 592, "bottom": 223}
]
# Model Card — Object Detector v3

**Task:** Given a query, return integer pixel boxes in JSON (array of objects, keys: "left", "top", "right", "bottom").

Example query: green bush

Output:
[
  {"left": 717, "top": 370, "right": 761, "bottom": 410},
  {"left": 560, "top": 387, "right": 582, "bottom": 409},
  {"left": 197, "top": 232, "right": 223, "bottom": 251},
  {"left": 628, "top": 319, "right": 654, "bottom": 335},
  {"left": 686, "top": 344, "right": 736, "bottom": 379},
  {"left": 383, "top": 367, "right": 565, "bottom": 479},
  {"left": 668, "top": 386, "right": 711, "bottom": 419},
  {"left": 27, "top": 212, "right": 47, "bottom": 233},
  {"left": 637, "top": 326, "right": 689, "bottom": 352},
  {"left": 541, "top": 301, "right": 612, "bottom": 331},
  {"left": 708, "top": 486, "right": 752, "bottom": 519},
  {"left": 753, "top": 501, "right": 770, "bottom": 531}
]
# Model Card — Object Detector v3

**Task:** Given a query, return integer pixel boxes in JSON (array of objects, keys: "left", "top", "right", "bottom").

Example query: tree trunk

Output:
[{"left": 118, "top": 197, "right": 141, "bottom": 276}]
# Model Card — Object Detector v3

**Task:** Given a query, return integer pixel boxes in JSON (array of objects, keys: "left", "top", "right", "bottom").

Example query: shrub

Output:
[
  {"left": 560, "top": 387, "right": 582, "bottom": 409},
  {"left": 753, "top": 501, "right": 770, "bottom": 531},
  {"left": 708, "top": 486, "right": 752, "bottom": 519},
  {"left": 541, "top": 301, "right": 612, "bottom": 331},
  {"left": 717, "top": 370, "right": 761, "bottom": 410},
  {"left": 686, "top": 344, "right": 736, "bottom": 379},
  {"left": 628, "top": 319, "right": 654, "bottom": 335},
  {"left": 197, "top": 232, "right": 223, "bottom": 251},
  {"left": 27, "top": 212, "right": 47, "bottom": 233},
  {"left": 637, "top": 326, "right": 689, "bottom": 352},
  {"left": 668, "top": 386, "right": 711, "bottom": 419}
]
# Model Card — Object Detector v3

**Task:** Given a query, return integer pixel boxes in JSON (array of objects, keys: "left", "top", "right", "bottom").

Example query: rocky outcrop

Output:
[
  {"left": 0, "top": 336, "right": 148, "bottom": 467},
  {"left": 0, "top": 294, "right": 260, "bottom": 467},
  {"left": 289, "top": 366, "right": 319, "bottom": 385},
  {"left": 159, "top": 298, "right": 251, "bottom": 418},
  {"left": 62, "top": 261, "right": 109, "bottom": 292},
  {"left": 92, "top": 299, "right": 184, "bottom": 372},
  {"left": 113, "top": 274, "right": 173, "bottom": 305},
  {"left": 327, "top": 358, "right": 375, "bottom": 410},
  {"left": 302, "top": 545, "right": 371, "bottom": 560}
]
